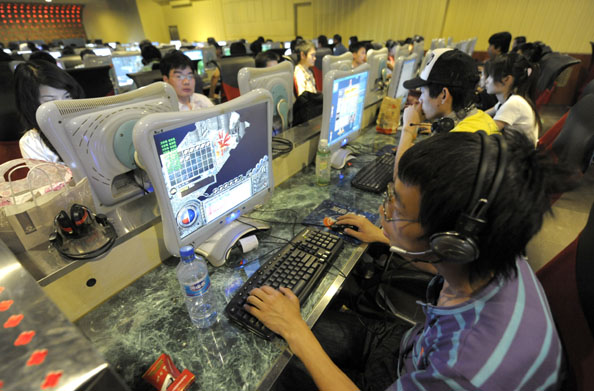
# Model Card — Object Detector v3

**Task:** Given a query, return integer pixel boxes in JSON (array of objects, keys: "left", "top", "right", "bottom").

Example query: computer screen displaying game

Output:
[{"left": 133, "top": 89, "right": 274, "bottom": 265}]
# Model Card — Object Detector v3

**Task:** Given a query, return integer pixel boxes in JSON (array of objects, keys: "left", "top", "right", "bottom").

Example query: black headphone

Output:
[
  {"left": 430, "top": 117, "right": 456, "bottom": 133},
  {"left": 49, "top": 204, "right": 117, "bottom": 261},
  {"left": 389, "top": 131, "right": 508, "bottom": 264}
]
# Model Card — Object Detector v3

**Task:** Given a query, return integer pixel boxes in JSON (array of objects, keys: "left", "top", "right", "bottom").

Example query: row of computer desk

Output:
[{"left": 74, "top": 120, "right": 400, "bottom": 390}]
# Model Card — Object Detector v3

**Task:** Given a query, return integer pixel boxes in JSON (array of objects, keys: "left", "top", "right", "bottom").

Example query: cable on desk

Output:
[{"left": 272, "top": 137, "right": 293, "bottom": 158}]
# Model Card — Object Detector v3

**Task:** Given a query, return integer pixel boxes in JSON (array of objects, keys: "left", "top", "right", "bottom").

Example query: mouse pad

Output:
[{"left": 302, "top": 199, "right": 379, "bottom": 244}]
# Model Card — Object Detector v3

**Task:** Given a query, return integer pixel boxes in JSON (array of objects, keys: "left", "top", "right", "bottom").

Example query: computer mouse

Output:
[
  {"left": 330, "top": 149, "right": 355, "bottom": 169},
  {"left": 330, "top": 223, "right": 359, "bottom": 233}
]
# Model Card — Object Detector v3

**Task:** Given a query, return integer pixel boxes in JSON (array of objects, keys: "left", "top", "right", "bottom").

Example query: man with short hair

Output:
[
  {"left": 160, "top": 50, "right": 213, "bottom": 111},
  {"left": 333, "top": 34, "right": 347, "bottom": 56},
  {"left": 487, "top": 31, "right": 512, "bottom": 60}
]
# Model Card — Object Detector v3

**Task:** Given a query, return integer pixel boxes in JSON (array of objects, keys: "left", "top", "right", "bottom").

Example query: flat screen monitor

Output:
[
  {"left": 223, "top": 47, "right": 231, "bottom": 56},
  {"left": 261, "top": 43, "right": 271, "bottom": 52},
  {"left": 390, "top": 54, "right": 418, "bottom": 102},
  {"left": 217, "top": 41, "right": 227, "bottom": 47},
  {"left": 202, "top": 46, "right": 217, "bottom": 69},
  {"left": 184, "top": 49, "right": 203, "bottom": 61},
  {"left": 111, "top": 53, "right": 144, "bottom": 88},
  {"left": 284, "top": 41, "right": 291, "bottom": 49},
  {"left": 321, "top": 63, "right": 370, "bottom": 166},
  {"left": 93, "top": 47, "right": 112, "bottom": 56},
  {"left": 36, "top": 82, "right": 178, "bottom": 211},
  {"left": 107, "top": 42, "right": 117, "bottom": 49},
  {"left": 49, "top": 51, "right": 61, "bottom": 59},
  {"left": 366, "top": 47, "right": 388, "bottom": 91},
  {"left": 3, "top": 48, "right": 11, "bottom": 55},
  {"left": 133, "top": 89, "right": 274, "bottom": 265},
  {"left": 170, "top": 40, "right": 182, "bottom": 50},
  {"left": 238, "top": 61, "right": 294, "bottom": 133}
]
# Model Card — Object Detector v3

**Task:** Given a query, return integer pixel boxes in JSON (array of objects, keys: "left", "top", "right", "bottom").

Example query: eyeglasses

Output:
[
  {"left": 172, "top": 73, "right": 196, "bottom": 81},
  {"left": 382, "top": 182, "right": 419, "bottom": 224}
]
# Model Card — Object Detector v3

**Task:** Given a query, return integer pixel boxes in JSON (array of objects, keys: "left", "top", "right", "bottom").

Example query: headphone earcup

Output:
[
  {"left": 429, "top": 231, "right": 479, "bottom": 264},
  {"left": 70, "top": 204, "right": 93, "bottom": 236},
  {"left": 55, "top": 210, "right": 77, "bottom": 237},
  {"left": 431, "top": 117, "right": 456, "bottom": 134}
]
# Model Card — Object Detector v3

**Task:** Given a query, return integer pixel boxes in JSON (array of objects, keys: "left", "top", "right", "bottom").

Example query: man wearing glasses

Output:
[
  {"left": 160, "top": 50, "right": 213, "bottom": 111},
  {"left": 245, "top": 130, "right": 564, "bottom": 390}
]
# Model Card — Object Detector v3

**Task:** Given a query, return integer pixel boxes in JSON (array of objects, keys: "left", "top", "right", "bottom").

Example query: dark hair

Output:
[
  {"left": 518, "top": 41, "right": 551, "bottom": 63},
  {"left": 79, "top": 49, "right": 95, "bottom": 60},
  {"left": 207, "top": 37, "right": 217, "bottom": 46},
  {"left": 488, "top": 32, "right": 512, "bottom": 54},
  {"left": 29, "top": 51, "right": 57, "bottom": 65},
  {"left": 159, "top": 50, "right": 194, "bottom": 76},
  {"left": 398, "top": 129, "right": 575, "bottom": 280},
  {"left": 230, "top": 42, "right": 247, "bottom": 56},
  {"left": 27, "top": 42, "right": 39, "bottom": 52},
  {"left": 61, "top": 46, "right": 75, "bottom": 56},
  {"left": 139, "top": 39, "right": 152, "bottom": 50},
  {"left": 255, "top": 51, "right": 280, "bottom": 68},
  {"left": 141, "top": 44, "right": 161, "bottom": 65},
  {"left": 426, "top": 82, "right": 477, "bottom": 112},
  {"left": 250, "top": 40, "right": 262, "bottom": 55},
  {"left": 349, "top": 41, "right": 366, "bottom": 54},
  {"left": 333, "top": 34, "right": 342, "bottom": 43},
  {"left": 511, "top": 36, "right": 526, "bottom": 52},
  {"left": 349, "top": 36, "right": 358, "bottom": 44},
  {"left": 485, "top": 52, "right": 541, "bottom": 132},
  {"left": 317, "top": 35, "right": 329, "bottom": 48},
  {"left": 14, "top": 60, "right": 84, "bottom": 157}
]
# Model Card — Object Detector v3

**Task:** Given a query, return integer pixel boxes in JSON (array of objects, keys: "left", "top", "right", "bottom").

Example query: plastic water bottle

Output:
[
  {"left": 316, "top": 138, "right": 331, "bottom": 186},
  {"left": 176, "top": 245, "right": 217, "bottom": 328}
]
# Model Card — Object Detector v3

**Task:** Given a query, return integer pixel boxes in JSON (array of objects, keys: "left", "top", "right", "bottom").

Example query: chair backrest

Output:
[
  {"left": 313, "top": 47, "right": 332, "bottom": 91},
  {"left": 126, "top": 69, "right": 162, "bottom": 88},
  {"left": 66, "top": 65, "right": 114, "bottom": 98},
  {"left": 551, "top": 93, "right": 594, "bottom": 173},
  {"left": 537, "top": 52, "right": 581, "bottom": 94},
  {"left": 537, "top": 201, "right": 594, "bottom": 391},
  {"left": 219, "top": 56, "right": 255, "bottom": 101}
]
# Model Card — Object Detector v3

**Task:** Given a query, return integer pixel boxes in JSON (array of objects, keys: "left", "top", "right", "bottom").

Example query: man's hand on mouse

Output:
[{"left": 336, "top": 214, "right": 389, "bottom": 244}]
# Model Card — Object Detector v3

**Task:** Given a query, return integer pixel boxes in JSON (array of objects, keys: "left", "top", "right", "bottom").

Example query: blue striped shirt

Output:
[{"left": 388, "top": 258, "right": 563, "bottom": 391}]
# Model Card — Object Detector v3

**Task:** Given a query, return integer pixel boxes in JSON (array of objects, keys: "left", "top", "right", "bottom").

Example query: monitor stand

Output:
[
  {"left": 330, "top": 148, "right": 355, "bottom": 169},
  {"left": 195, "top": 217, "right": 270, "bottom": 267}
]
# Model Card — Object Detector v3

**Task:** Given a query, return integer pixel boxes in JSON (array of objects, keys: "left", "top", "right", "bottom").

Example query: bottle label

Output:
[{"left": 183, "top": 275, "right": 210, "bottom": 297}]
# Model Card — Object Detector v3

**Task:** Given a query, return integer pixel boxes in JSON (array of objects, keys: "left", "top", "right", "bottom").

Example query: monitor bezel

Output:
[{"left": 132, "top": 89, "right": 274, "bottom": 257}]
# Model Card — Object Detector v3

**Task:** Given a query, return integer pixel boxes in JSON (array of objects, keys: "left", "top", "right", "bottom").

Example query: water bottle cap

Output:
[
  {"left": 180, "top": 245, "right": 195, "bottom": 258},
  {"left": 319, "top": 138, "right": 328, "bottom": 148}
]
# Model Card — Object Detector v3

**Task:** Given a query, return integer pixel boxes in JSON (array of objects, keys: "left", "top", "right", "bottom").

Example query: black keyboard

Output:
[
  {"left": 225, "top": 227, "right": 344, "bottom": 339},
  {"left": 351, "top": 153, "right": 395, "bottom": 193}
]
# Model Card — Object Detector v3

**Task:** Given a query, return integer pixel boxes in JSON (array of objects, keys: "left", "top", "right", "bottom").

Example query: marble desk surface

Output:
[{"left": 75, "top": 127, "right": 399, "bottom": 391}]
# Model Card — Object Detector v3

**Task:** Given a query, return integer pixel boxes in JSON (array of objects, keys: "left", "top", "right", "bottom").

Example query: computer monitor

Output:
[
  {"left": 202, "top": 46, "right": 218, "bottom": 69},
  {"left": 107, "top": 42, "right": 117, "bottom": 49},
  {"left": 328, "top": 38, "right": 334, "bottom": 45},
  {"left": 170, "top": 40, "right": 182, "bottom": 50},
  {"left": 111, "top": 52, "right": 144, "bottom": 90},
  {"left": 36, "top": 82, "right": 178, "bottom": 211},
  {"left": 238, "top": 61, "right": 294, "bottom": 133},
  {"left": 321, "top": 63, "right": 370, "bottom": 168},
  {"left": 321, "top": 52, "right": 353, "bottom": 82},
  {"left": 3, "top": 48, "right": 11, "bottom": 55},
  {"left": 261, "top": 43, "right": 272, "bottom": 52},
  {"left": 223, "top": 47, "right": 232, "bottom": 56},
  {"left": 93, "top": 47, "right": 112, "bottom": 57},
  {"left": 83, "top": 54, "right": 113, "bottom": 68},
  {"left": 411, "top": 40, "right": 425, "bottom": 72},
  {"left": 387, "top": 54, "right": 418, "bottom": 103},
  {"left": 467, "top": 37, "right": 477, "bottom": 56},
  {"left": 183, "top": 49, "right": 203, "bottom": 61},
  {"left": 283, "top": 41, "right": 291, "bottom": 49},
  {"left": 217, "top": 41, "right": 227, "bottom": 47},
  {"left": 132, "top": 89, "right": 274, "bottom": 265},
  {"left": 365, "top": 47, "right": 388, "bottom": 106},
  {"left": 49, "top": 51, "right": 61, "bottom": 59}
]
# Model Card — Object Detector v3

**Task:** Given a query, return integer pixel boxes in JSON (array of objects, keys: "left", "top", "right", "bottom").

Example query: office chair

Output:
[
  {"left": 535, "top": 52, "right": 580, "bottom": 110},
  {"left": 550, "top": 93, "right": 594, "bottom": 174},
  {"left": 536, "top": 200, "right": 594, "bottom": 391},
  {"left": 127, "top": 70, "right": 162, "bottom": 88},
  {"left": 218, "top": 56, "right": 255, "bottom": 101},
  {"left": 313, "top": 47, "right": 332, "bottom": 92},
  {"left": 66, "top": 65, "right": 114, "bottom": 98}
]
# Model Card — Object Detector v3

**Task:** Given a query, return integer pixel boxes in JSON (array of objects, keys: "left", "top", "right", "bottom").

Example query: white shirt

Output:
[
  {"left": 294, "top": 64, "right": 317, "bottom": 96},
  {"left": 19, "top": 129, "right": 60, "bottom": 163},
  {"left": 179, "top": 93, "right": 214, "bottom": 112},
  {"left": 494, "top": 95, "right": 539, "bottom": 145}
]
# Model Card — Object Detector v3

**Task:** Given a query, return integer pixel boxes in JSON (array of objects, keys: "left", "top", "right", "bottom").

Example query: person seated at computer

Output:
[
  {"left": 79, "top": 49, "right": 95, "bottom": 60},
  {"left": 350, "top": 42, "right": 367, "bottom": 69},
  {"left": 255, "top": 51, "right": 280, "bottom": 68},
  {"left": 229, "top": 42, "right": 247, "bottom": 56},
  {"left": 484, "top": 52, "right": 541, "bottom": 145},
  {"left": 247, "top": 129, "right": 566, "bottom": 391},
  {"left": 333, "top": 34, "right": 347, "bottom": 56},
  {"left": 140, "top": 44, "right": 161, "bottom": 71},
  {"left": 487, "top": 32, "right": 512, "bottom": 60},
  {"left": 60, "top": 46, "right": 75, "bottom": 57},
  {"left": 317, "top": 35, "right": 329, "bottom": 49},
  {"left": 15, "top": 60, "right": 84, "bottom": 162},
  {"left": 294, "top": 41, "right": 317, "bottom": 96},
  {"left": 161, "top": 51, "right": 213, "bottom": 112}
]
